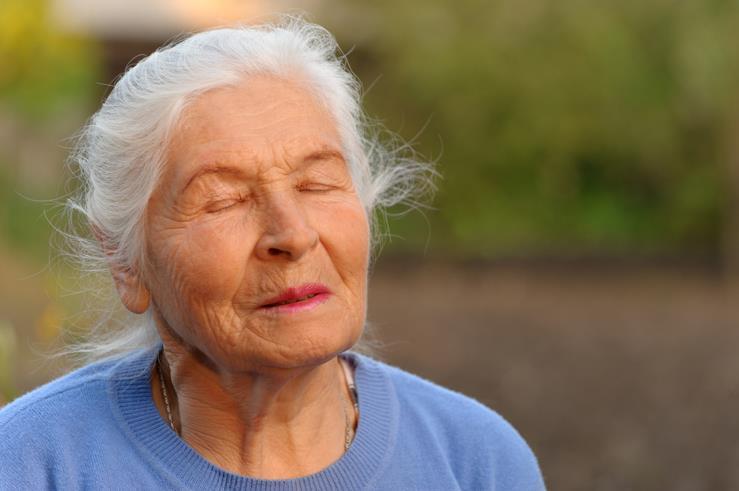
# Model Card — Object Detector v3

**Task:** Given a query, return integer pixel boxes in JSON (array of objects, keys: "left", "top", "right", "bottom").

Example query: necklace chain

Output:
[
  {"left": 340, "top": 357, "right": 359, "bottom": 451},
  {"left": 156, "top": 351, "right": 359, "bottom": 451},
  {"left": 157, "top": 351, "right": 176, "bottom": 432}
]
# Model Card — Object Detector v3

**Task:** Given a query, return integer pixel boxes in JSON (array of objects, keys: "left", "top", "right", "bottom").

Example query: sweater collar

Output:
[{"left": 110, "top": 348, "right": 397, "bottom": 490}]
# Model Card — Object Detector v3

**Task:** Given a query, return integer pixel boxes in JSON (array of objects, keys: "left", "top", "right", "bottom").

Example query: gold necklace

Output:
[
  {"left": 340, "top": 356, "right": 359, "bottom": 450},
  {"left": 157, "top": 351, "right": 176, "bottom": 432}
]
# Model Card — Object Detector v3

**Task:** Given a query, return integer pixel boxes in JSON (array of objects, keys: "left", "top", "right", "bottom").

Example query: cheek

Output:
[
  {"left": 319, "top": 202, "right": 370, "bottom": 293},
  {"left": 149, "top": 217, "right": 251, "bottom": 303}
]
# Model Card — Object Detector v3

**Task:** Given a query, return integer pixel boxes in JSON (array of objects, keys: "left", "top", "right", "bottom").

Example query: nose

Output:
[{"left": 254, "top": 196, "right": 319, "bottom": 262}]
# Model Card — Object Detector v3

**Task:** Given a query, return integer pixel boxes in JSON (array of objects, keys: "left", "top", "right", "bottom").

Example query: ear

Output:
[
  {"left": 93, "top": 226, "right": 151, "bottom": 314},
  {"left": 112, "top": 266, "right": 151, "bottom": 314}
]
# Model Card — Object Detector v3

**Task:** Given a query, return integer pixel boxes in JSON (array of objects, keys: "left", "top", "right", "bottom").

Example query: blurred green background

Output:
[{"left": 2, "top": 0, "right": 739, "bottom": 489}]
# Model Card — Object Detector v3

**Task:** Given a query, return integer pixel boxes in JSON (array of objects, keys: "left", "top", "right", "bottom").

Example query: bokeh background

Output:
[{"left": 2, "top": 1, "right": 739, "bottom": 489}]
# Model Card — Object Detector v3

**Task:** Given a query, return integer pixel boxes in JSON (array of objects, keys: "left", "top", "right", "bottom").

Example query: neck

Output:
[{"left": 151, "top": 344, "right": 356, "bottom": 479}]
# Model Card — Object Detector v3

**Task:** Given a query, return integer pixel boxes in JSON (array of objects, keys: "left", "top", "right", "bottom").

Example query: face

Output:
[{"left": 139, "top": 75, "right": 369, "bottom": 372}]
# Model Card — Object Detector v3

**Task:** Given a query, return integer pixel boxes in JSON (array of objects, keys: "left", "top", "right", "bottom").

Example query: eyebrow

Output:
[
  {"left": 182, "top": 147, "right": 346, "bottom": 192},
  {"left": 183, "top": 164, "right": 247, "bottom": 192},
  {"left": 302, "top": 148, "right": 346, "bottom": 164}
]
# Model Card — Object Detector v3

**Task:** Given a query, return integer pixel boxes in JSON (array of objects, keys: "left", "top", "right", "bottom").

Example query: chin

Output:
[
  {"left": 271, "top": 325, "right": 362, "bottom": 369},
  {"left": 206, "top": 322, "right": 363, "bottom": 374}
]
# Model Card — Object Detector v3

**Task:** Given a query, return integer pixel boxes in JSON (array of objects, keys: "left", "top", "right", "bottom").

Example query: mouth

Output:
[
  {"left": 264, "top": 292, "right": 321, "bottom": 307},
  {"left": 260, "top": 283, "right": 331, "bottom": 312}
]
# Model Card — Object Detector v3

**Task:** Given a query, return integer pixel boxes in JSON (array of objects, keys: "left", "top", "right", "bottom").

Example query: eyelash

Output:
[
  {"left": 204, "top": 182, "right": 336, "bottom": 214},
  {"left": 297, "top": 182, "right": 335, "bottom": 193},
  {"left": 206, "top": 194, "right": 247, "bottom": 213}
]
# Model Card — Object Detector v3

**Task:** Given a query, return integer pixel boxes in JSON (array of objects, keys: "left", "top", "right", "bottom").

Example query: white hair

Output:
[{"left": 63, "top": 17, "right": 435, "bottom": 363}]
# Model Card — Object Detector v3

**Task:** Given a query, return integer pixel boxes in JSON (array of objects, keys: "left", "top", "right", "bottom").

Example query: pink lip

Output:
[{"left": 260, "top": 283, "right": 332, "bottom": 313}]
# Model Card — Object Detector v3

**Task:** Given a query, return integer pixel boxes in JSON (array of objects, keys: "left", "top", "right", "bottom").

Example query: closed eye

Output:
[
  {"left": 205, "top": 194, "right": 248, "bottom": 213},
  {"left": 297, "top": 182, "right": 337, "bottom": 193}
]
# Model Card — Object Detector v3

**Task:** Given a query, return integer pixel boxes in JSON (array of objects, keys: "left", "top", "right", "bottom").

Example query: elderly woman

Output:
[{"left": 0, "top": 19, "right": 545, "bottom": 490}]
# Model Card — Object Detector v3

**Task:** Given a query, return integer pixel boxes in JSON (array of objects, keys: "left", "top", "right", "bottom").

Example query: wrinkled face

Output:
[{"left": 143, "top": 75, "right": 369, "bottom": 371}]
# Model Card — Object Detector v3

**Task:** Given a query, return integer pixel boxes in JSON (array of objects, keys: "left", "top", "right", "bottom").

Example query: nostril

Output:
[{"left": 268, "top": 248, "right": 283, "bottom": 256}]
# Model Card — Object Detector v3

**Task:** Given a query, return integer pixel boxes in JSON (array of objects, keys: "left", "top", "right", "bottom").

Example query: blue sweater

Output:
[{"left": 0, "top": 349, "right": 546, "bottom": 490}]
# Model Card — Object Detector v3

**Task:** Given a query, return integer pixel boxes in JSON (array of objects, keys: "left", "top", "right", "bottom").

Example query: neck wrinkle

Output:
[{"left": 157, "top": 349, "right": 350, "bottom": 479}]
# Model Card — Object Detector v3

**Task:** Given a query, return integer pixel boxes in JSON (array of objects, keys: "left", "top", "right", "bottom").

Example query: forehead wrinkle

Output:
[
  {"left": 176, "top": 133, "right": 347, "bottom": 195},
  {"left": 185, "top": 84, "right": 322, "bottom": 140},
  {"left": 178, "top": 112, "right": 340, "bottom": 163},
  {"left": 170, "top": 77, "right": 346, "bottom": 195}
]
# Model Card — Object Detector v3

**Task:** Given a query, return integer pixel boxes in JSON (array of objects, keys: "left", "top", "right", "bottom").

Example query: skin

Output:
[{"left": 113, "top": 74, "right": 369, "bottom": 478}]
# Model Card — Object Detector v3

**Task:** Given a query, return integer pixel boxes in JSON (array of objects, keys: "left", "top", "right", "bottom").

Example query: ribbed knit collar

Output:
[{"left": 110, "top": 348, "right": 398, "bottom": 490}]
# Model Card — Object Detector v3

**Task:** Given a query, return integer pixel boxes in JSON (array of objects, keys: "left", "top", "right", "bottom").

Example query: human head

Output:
[
  {"left": 66, "top": 17, "right": 433, "bottom": 361},
  {"left": 142, "top": 74, "right": 370, "bottom": 369}
]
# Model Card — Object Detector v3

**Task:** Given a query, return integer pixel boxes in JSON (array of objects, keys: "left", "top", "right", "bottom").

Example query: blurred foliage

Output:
[
  {"left": 0, "top": 166, "right": 54, "bottom": 261},
  {"left": 0, "top": 0, "right": 99, "bottom": 262},
  {"left": 0, "top": 0, "right": 100, "bottom": 403},
  {"left": 0, "top": 319, "right": 17, "bottom": 403},
  {"left": 1, "top": 0, "right": 738, "bottom": 261},
  {"left": 328, "top": 0, "right": 739, "bottom": 256},
  {"left": 0, "top": 0, "right": 99, "bottom": 120}
]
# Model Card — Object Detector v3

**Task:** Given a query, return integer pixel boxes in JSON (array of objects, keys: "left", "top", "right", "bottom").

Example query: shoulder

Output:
[
  {"left": 373, "top": 356, "right": 525, "bottom": 440},
  {"left": 1, "top": 358, "right": 114, "bottom": 430},
  {"left": 357, "top": 355, "right": 546, "bottom": 490},
  {"left": 0, "top": 349, "right": 151, "bottom": 453},
  {"left": 0, "top": 350, "right": 154, "bottom": 487}
]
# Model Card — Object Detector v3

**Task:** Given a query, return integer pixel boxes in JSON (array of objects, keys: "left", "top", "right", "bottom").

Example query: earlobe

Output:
[
  {"left": 113, "top": 268, "right": 151, "bottom": 314},
  {"left": 93, "top": 226, "right": 151, "bottom": 314}
]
